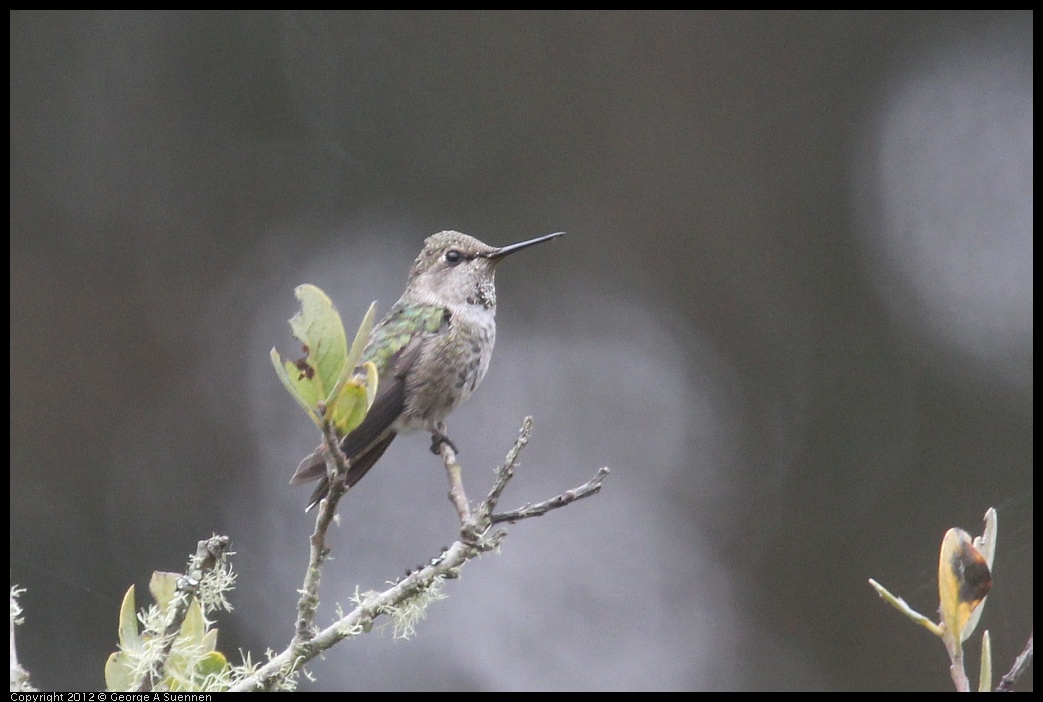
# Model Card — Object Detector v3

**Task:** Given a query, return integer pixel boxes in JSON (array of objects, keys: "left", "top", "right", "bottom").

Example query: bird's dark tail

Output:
[{"left": 297, "top": 432, "right": 397, "bottom": 511}]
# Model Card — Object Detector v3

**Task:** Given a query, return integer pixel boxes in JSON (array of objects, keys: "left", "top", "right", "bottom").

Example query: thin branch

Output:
[
  {"left": 491, "top": 466, "right": 610, "bottom": 524},
  {"left": 996, "top": 633, "right": 1033, "bottom": 692},
  {"left": 437, "top": 437, "right": 472, "bottom": 527},
  {"left": 293, "top": 420, "right": 350, "bottom": 647},
  {"left": 480, "top": 416, "right": 533, "bottom": 519},
  {"left": 948, "top": 644, "right": 970, "bottom": 693},
  {"left": 134, "top": 536, "right": 231, "bottom": 692},
  {"left": 867, "top": 579, "right": 944, "bottom": 637}
]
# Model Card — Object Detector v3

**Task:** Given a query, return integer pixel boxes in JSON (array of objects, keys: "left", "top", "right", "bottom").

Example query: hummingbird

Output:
[{"left": 290, "top": 230, "right": 564, "bottom": 511}]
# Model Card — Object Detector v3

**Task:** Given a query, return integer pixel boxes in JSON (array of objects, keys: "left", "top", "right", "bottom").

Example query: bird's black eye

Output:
[{"left": 445, "top": 249, "right": 463, "bottom": 265}]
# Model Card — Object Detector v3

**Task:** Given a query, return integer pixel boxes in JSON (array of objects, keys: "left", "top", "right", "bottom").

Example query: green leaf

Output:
[
  {"left": 117, "top": 585, "right": 141, "bottom": 650},
  {"left": 200, "top": 627, "right": 219, "bottom": 654},
  {"left": 362, "top": 359, "right": 379, "bottom": 409},
  {"left": 149, "top": 571, "right": 180, "bottom": 611},
  {"left": 196, "top": 650, "right": 229, "bottom": 683},
  {"left": 179, "top": 598, "right": 205, "bottom": 646},
  {"left": 289, "top": 284, "right": 348, "bottom": 396},
  {"left": 273, "top": 287, "right": 380, "bottom": 438},
  {"left": 107, "top": 569, "right": 233, "bottom": 692},
  {"left": 105, "top": 651, "right": 135, "bottom": 692},
  {"left": 345, "top": 301, "right": 377, "bottom": 373},
  {"left": 270, "top": 285, "right": 349, "bottom": 415},
  {"left": 979, "top": 630, "right": 992, "bottom": 692},
  {"left": 270, "top": 348, "right": 322, "bottom": 428}
]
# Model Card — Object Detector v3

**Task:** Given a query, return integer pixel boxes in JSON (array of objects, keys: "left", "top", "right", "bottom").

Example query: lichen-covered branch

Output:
[
  {"left": 134, "top": 536, "right": 231, "bottom": 692},
  {"left": 10, "top": 586, "right": 32, "bottom": 692},
  {"left": 232, "top": 416, "right": 609, "bottom": 691}
]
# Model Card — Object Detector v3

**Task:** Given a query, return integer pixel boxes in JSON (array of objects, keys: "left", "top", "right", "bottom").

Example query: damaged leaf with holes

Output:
[{"left": 270, "top": 284, "right": 378, "bottom": 437}]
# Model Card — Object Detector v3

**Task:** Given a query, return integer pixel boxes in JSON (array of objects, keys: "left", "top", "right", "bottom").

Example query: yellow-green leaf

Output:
[
  {"left": 149, "top": 571, "right": 180, "bottom": 611},
  {"left": 328, "top": 375, "right": 370, "bottom": 437},
  {"left": 979, "top": 629, "right": 992, "bottom": 692},
  {"left": 345, "top": 301, "right": 377, "bottom": 374},
  {"left": 200, "top": 627, "right": 219, "bottom": 654},
  {"left": 179, "top": 598, "right": 205, "bottom": 646},
  {"left": 105, "top": 651, "right": 135, "bottom": 692},
  {"left": 363, "top": 359, "right": 379, "bottom": 410},
  {"left": 273, "top": 288, "right": 380, "bottom": 439},
  {"left": 325, "top": 301, "right": 377, "bottom": 414},
  {"left": 195, "top": 650, "right": 230, "bottom": 689},
  {"left": 117, "top": 585, "right": 141, "bottom": 650},
  {"left": 270, "top": 348, "right": 322, "bottom": 428}
]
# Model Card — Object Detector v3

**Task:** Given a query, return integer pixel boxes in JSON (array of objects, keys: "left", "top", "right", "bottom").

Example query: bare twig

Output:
[
  {"left": 437, "top": 438, "right": 472, "bottom": 526},
  {"left": 134, "top": 536, "right": 231, "bottom": 692},
  {"left": 491, "top": 466, "right": 609, "bottom": 524},
  {"left": 867, "top": 579, "right": 945, "bottom": 637},
  {"left": 481, "top": 416, "right": 533, "bottom": 518},
  {"left": 996, "top": 633, "right": 1033, "bottom": 692}
]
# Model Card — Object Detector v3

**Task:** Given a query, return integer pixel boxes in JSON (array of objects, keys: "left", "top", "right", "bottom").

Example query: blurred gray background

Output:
[{"left": 10, "top": 11, "right": 1032, "bottom": 691}]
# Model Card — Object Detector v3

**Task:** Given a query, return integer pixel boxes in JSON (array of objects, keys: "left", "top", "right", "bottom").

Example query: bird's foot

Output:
[{"left": 430, "top": 424, "right": 459, "bottom": 455}]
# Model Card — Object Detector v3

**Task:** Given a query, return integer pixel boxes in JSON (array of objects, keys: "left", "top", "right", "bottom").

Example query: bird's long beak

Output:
[{"left": 485, "top": 232, "right": 565, "bottom": 260}]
